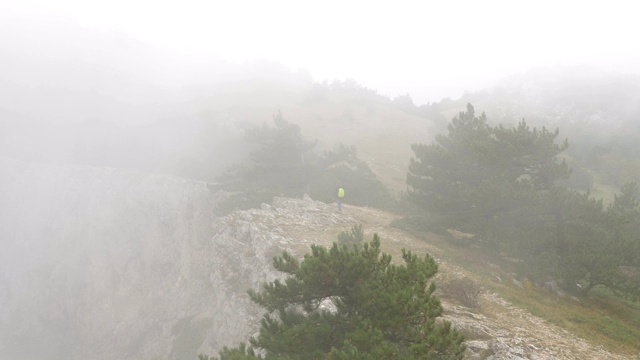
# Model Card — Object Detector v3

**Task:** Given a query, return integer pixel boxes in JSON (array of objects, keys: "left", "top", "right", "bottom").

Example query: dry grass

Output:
[
  {"left": 404, "top": 226, "right": 640, "bottom": 357},
  {"left": 271, "top": 201, "right": 640, "bottom": 358}
]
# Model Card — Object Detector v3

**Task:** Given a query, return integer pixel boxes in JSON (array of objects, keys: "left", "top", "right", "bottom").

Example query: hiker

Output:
[{"left": 337, "top": 187, "right": 345, "bottom": 211}]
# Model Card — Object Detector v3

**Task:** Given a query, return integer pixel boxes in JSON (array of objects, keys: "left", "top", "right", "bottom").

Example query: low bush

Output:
[{"left": 440, "top": 277, "right": 483, "bottom": 308}]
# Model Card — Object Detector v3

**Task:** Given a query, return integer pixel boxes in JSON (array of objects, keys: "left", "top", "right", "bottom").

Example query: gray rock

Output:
[
  {"left": 543, "top": 280, "right": 565, "bottom": 297},
  {"left": 0, "top": 159, "right": 272, "bottom": 360},
  {"left": 512, "top": 278, "right": 524, "bottom": 290},
  {"left": 0, "top": 159, "right": 628, "bottom": 360}
]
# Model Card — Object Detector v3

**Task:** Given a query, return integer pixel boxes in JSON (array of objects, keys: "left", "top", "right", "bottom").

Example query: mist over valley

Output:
[{"left": 2, "top": 6, "right": 640, "bottom": 360}]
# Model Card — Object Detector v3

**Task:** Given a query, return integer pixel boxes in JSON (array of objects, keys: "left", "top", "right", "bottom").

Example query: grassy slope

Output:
[
  {"left": 431, "top": 232, "right": 640, "bottom": 357},
  {"left": 313, "top": 205, "right": 640, "bottom": 358},
  {"left": 203, "top": 85, "right": 434, "bottom": 195}
]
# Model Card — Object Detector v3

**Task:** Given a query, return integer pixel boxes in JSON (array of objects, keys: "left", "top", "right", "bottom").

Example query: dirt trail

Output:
[{"left": 280, "top": 203, "right": 636, "bottom": 360}]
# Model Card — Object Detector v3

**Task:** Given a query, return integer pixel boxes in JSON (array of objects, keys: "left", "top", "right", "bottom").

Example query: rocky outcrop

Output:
[
  {"left": 1, "top": 158, "right": 634, "bottom": 360},
  {"left": 0, "top": 159, "right": 247, "bottom": 359},
  {"left": 0, "top": 159, "right": 354, "bottom": 359}
]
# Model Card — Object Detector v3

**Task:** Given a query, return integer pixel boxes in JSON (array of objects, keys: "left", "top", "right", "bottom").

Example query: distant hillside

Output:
[
  {"left": 426, "top": 66, "right": 640, "bottom": 127},
  {"left": 0, "top": 19, "right": 437, "bottom": 195},
  {"left": 4, "top": 19, "right": 640, "bottom": 200},
  {"left": 0, "top": 17, "right": 446, "bottom": 196},
  {"left": 0, "top": 79, "right": 434, "bottom": 194}
]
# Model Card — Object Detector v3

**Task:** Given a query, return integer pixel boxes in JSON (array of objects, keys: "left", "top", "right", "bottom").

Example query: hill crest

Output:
[{"left": 1, "top": 159, "right": 633, "bottom": 359}]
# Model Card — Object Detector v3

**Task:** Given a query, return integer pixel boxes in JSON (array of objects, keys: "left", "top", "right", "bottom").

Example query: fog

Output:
[
  {"left": 3, "top": 1, "right": 639, "bottom": 178},
  {"left": 2, "top": 1, "right": 640, "bottom": 359},
  {"left": 4, "top": 0, "right": 640, "bottom": 105}
]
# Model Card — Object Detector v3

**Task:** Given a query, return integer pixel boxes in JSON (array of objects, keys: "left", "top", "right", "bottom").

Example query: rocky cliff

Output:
[
  {"left": 0, "top": 158, "right": 634, "bottom": 359},
  {"left": 1, "top": 158, "right": 242, "bottom": 359}
]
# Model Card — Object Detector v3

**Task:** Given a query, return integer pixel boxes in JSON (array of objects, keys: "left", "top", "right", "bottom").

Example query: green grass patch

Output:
[
  {"left": 394, "top": 220, "right": 640, "bottom": 357},
  {"left": 483, "top": 273, "right": 640, "bottom": 355}
]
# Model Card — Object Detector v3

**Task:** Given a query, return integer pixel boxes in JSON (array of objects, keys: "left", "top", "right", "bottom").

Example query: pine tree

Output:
[
  {"left": 337, "top": 224, "right": 364, "bottom": 247},
  {"left": 308, "top": 144, "right": 393, "bottom": 209},
  {"left": 407, "top": 103, "right": 570, "bottom": 239},
  {"left": 214, "top": 114, "right": 392, "bottom": 214},
  {"left": 215, "top": 112, "right": 317, "bottom": 213},
  {"left": 205, "top": 234, "right": 465, "bottom": 359},
  {"left": 522, "top": 185, "right": 640, "bottom": 297},
  {"left": 405, "top": 103, "right": 640, "bottom": 297},
  {"left": 407, "top": 103, "right": 494, "bottom": 228}
]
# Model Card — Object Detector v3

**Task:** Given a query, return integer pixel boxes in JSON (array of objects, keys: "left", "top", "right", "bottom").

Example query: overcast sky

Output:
[{"left": 2, "top": 0, "right": 640, "bottom": 104}]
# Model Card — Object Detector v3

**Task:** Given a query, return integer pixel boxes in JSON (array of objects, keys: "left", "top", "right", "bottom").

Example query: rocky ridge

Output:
[
  {"left": 0, "top": 159, "right": 635, "bottom": 359},
  {"left": 243, "top": 200, "right": 634, "bottom": 360}
]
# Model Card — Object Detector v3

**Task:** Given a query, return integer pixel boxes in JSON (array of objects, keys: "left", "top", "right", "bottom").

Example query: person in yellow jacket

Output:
[{"left": 337, "top": 187, "right": 345, "bottom": 212}]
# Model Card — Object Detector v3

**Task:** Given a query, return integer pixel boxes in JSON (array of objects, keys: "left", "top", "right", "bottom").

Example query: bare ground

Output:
[{"left": 274, "top": 202, "right": 638, "bottom": 360}]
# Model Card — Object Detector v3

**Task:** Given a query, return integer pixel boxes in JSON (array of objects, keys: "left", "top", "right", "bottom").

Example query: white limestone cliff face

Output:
[{"left": 0, "top": 158, "right": 356, "bottom": 360}]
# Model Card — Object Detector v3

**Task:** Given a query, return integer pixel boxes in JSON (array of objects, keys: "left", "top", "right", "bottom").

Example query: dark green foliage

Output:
[
  {"left": 206, "top": 234, "right": 465, "bottom": 359},
  {"left": 492, "top": 120, "right": 570, "bottom": 190},
  {"left": 407, "top": 103, "right": 640, "bottom": 297},
  {"left": 523, "top": 185, "right": 640, "bottom": 298},
  {"left": 539, "top": 188, "right": 615, "bottom": 292},
  {"left": 215, "top": 111, "right": 317, "bottom": 213},
  {"left": 215, "top": 113, "right": 393, "bottom": 214},
  {"left": 601, "top": 183, "right": 640, "bottom": 297},
  {"left": 243, "top": 111, "right": 318, "bottom": 195},
  {"left": 407, "top": 103, "right": 570, "bottom": 237},
  {"left": 337, "top": 224, "right": 364, "bottom": 247},
  {"left": 307, "top": 144, "right": 393, "bottom": 210}
]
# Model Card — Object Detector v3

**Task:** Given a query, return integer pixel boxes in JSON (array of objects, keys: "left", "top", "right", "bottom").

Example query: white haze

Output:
[
  {"left": 2, "top": 0, "right": 640, "bottom": 105},
  {"left": 2, "top": 2, "right": 640, "bottom": 359}
]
